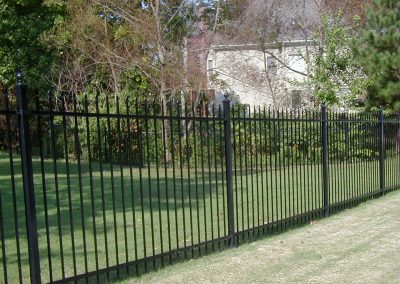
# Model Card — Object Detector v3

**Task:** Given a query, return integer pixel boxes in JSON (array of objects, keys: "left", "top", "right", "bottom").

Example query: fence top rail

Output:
[
  {"left": 1, "top": 91, "right": 226, "bottom": 120},
  {"left": 3, "top": 109, "right": 396, "bottom": 124},
  {"left": 29, "top": 110, "right": 225, "bottom": 121},
  {"left": 231, "top": 104, "right": 399, "bottom": 117},
  {"left": 330, "top": 119, "right": 382, "bottom": 123},
  {"left": 1, "top": 89, "right": 399, "bottom": 123},
  {"left": 0, "top": 109, "right": 17, "bottom": 115},
  {"left": 232, "top": 116, "right": 321, "bottom": 122},
  {"left": 1, "top": 108, "right": 398, "bottom": 124}
]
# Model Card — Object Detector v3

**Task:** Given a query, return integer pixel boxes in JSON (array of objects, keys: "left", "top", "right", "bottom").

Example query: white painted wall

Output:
[{"left": 207, "top": 41, "right": 314, "bottom": 108}]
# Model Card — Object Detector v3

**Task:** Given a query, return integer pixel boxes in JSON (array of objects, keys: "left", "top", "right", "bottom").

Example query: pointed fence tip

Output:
[
  {"left": 16, "top": 70, "right": 24, "bottom": 86},
  {"left": 224, "top": 92, "right": 230, "bottom": 101}
]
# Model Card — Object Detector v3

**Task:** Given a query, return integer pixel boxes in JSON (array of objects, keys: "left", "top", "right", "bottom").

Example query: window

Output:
[
  {"left": 267, "top": 56, "right": 277, "bottom": 77},
  {"left": 207, "top": 59, "right": 214, "bottom": 71},
  {"left": 288, "top": 54, "right": 306, "bottom": 74},
  {"left": 291, "top": 90, "right": 302, "bottom": 109}
]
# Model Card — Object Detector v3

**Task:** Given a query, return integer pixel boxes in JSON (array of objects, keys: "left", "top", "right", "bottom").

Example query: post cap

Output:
[
  {"left": 224, "top": 92, "right": 230, "bottom": 100},
  {"left": 16, "top": 70, "right": 24, "bottom": 86}
]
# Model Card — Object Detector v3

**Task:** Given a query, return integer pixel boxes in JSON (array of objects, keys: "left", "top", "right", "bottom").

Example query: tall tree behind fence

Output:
[{"left": 0, "top": 73, "right": 399, "bottom": 283}]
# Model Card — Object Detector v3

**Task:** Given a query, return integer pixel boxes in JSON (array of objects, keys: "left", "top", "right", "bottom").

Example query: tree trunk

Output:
[
  {"left": 182, "top": 36, "right": 189, "bottom": 128},
  {"left": 263, "top": 49, "right": 277, "bottom": 107},
  {"left": 154, "top": 0, "right": 170, "bottom": 163}
]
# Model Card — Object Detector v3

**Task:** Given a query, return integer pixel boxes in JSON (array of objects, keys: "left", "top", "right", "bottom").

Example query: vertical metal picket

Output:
[
  {"left": 321, "top": 104, "right": 330, "bottom": 218},
  {"left": 4, "top": 70, "right": 400, "bottom": 283},
  {"left": 15, "top": 71, "right": 41, "bottom": 284},
  {"left": 223, "top": 94, "right": 235, "bottom": 247},
  {"left": 379, "top": 107, "right": 385, "bottom": 194}
]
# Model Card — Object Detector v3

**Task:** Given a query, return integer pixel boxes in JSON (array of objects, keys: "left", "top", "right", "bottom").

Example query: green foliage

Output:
[
  {"left": 0, "top": 0, "right": 65, "bottom": 89},
  {"left": 310, "top": 11, "right": 367, "bottom": 106},
  {"left": 120, "top": 68, "right": 151, "bottom": 96},
  {"left": 160, "top": 0, "right": 197, "bottom": 44},
  {"left": 230, "top": 107, "right": 388, "bottom": 167},
  {"left": 353, "top": 0, "right": 400, "bottom": 111},
  {"left": 328, "top": 113, "right": 380, "bottom": 161}
]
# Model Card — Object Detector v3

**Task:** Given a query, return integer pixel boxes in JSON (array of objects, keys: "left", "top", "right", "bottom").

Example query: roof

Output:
[{"left": 209, "top": 40, "right": 315, "bottom": 52}]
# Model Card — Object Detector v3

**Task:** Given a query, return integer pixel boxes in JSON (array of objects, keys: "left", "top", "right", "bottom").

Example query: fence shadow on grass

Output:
[{"left": 1, "top": 82, "right": 400, "bottom": 283}]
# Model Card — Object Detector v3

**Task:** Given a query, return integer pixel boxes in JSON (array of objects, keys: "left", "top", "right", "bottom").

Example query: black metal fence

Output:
[{"left": 0, "top": 77, "right": 399, "bottom": 283}]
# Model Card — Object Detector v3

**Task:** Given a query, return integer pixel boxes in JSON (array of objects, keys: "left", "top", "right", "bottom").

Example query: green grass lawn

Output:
[
  {"left": 122, "top": 190, "right": 400, "bottom": 284},
  {"left": 0, "top": 151, "right": 399, "bottom": 283}
]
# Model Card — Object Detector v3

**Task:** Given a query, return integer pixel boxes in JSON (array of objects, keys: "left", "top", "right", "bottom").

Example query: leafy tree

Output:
[
  {"left": 353, "top": 0, "right": 400, "bottom": 111},
  {"left": 49, "top": 0, "right": 200, "bottom": 163},
  {"left": 0, "top": 0, "right": 64, "bottom": 89},
  {"left": 309, "top": 11, "right": 368, "bottom": 106},
  {"left": 53, "top": 0, "right": 198, "bottom": 98}
]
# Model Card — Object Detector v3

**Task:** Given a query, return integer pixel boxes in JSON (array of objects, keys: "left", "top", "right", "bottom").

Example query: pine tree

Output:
[{"left": 353, "top": 0, "right": 400, "bottom": 111}]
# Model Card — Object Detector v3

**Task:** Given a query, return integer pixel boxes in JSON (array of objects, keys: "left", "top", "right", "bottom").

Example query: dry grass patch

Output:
[{"left": 123, "top": 190, "right": 400, "bottom": 284}]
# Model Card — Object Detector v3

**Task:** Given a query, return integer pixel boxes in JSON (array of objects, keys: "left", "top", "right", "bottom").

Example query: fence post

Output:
[
  {"left": 379, "top": 107, "right": 385, "bottom": 195},
  {"left": 15, "top": 71, "right": 41, "bottom": 284},
  {"left": 223, "top": 93, "right": 235, "bottom": 247},
  {"left": 321, "top": 104, "right": 329, "bottom": 218}
]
